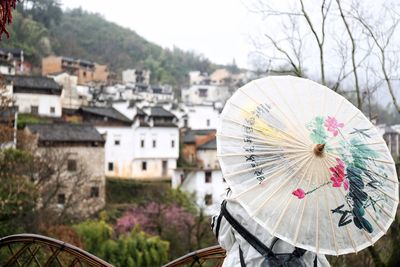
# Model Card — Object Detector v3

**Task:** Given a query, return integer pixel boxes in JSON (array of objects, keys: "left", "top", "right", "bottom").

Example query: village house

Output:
[
  {"left": 122, "top": 69, "right": 151, "bottom": 85},
  {"left": 0, "top": 48, "right": 32, "bottom": 74},
  {"left": 49, "top": 72, "right": 90, "bottom": 109},
  {"left": 130, "top": 106, "right": 179, "bottom": 180},
  {"left": 42, "top": 56, "right": 109, "bottom": 85},
  {"left": 380, "top": 125, "right": 400, "bottom": 162},
  {"left": 7, "top": 75, "right": 63, "bottom": 117},
  {"left": 183, "top": 104, "right": 220, "bottom": 129},
  {"left": 188, "top": 71, "right": 211, "bottom": 85},
  {"left": 181, "top": 84, "right": 230, "bottom": 105},
  {"left": 62, "top": 106, "right": 135, "bottom": 178},
  {"left": 25, "top": 123, "right": 106, "bottom": 217},
  {"left": 173, "top": 132, "right": 225, "bottom": 215}
]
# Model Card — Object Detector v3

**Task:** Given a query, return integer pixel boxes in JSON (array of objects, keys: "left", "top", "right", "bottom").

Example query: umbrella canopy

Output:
[{"left": 217, "top": 76, "right": 398, "bottom": 255}]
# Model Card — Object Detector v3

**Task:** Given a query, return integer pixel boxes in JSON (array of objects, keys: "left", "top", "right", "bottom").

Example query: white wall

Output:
[
  {"left": 185, "top": 105, "right": 220, "bottom": 130},
  {"left": 14, "top": 93, "right": 62, "bottom": 117},
  {"left": 0, "top": 65, "right": 15, "bottom": 75},
  {"left": 96, "top": 126, "right": 135, "bottom": 178},
  {"left": 181, "top": 85, "right": 230, "bottom": 105},
  {"left": 133, "top": 126, "right": 179, "bottom": 159},
  {"left": 173, "top": 169, "right": 226, "bottom": 215},
  {"left": 197, "top": 149, "right": 219, "bottom": 169}
]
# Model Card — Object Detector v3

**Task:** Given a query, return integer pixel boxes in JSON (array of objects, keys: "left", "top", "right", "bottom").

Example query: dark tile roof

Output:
[
  {"left": 136, "top": 108, "right": 146, "bottom": 116},
  {"left": 27, "top": 123, "right": 104, "bottom": 143},
  {"left": 80, "top": 106, "right": 131, "bottom": 123},
  {"left": 7, "top": 75, "right": 62, "bottom": 93},
  {"left": 197, "top": 138, "right": 216, "bottom": 150},
  {"left": 150, "top": 106, "right": 175, "bottom": 118},
  {"left": 183, "top": 129, "right": 215, "bottom": 143}
]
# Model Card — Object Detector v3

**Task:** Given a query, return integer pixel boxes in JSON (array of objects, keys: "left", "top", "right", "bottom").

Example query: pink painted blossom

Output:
[
  {"left": 343, "top": 179, "right": 349, "bottom": 191},
  {"left": 292, "top": 188, "right": 305, "bottom": 199},
  {"left": 329, "top": 158, "right": 348, "bottom": 190},
  {"left": 325, "top": 116, "right": 344, "bottom": 136}
]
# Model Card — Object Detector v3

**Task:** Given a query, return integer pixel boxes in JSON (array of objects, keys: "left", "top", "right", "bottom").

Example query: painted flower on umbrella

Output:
[
  {"left": 330, "top": 158, "right": 349, "bottom": 190},
  {"left": 325, "top": 116, "right": 344, "bottom": 137},
  {"left": 292, "top": 188, "right": 305, "bottom": 199}
]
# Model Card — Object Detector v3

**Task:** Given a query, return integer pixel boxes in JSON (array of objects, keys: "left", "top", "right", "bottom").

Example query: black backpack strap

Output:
[
  {"left": 214, "top": 213, "right": 223, "bottom": 239},
  {"left": 220, "top": 200, "right": 274, "bottom": 258},
  {"left": 239, "top": 246, "right": 246, "bottom": 267},
  {"left": 292, "top": 246, "right": 307, "bottom": 258}
]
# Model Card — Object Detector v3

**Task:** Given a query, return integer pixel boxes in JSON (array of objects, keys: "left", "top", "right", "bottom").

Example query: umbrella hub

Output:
[{"left": 313, "top": 143, "right": 325, "bottom": 157}]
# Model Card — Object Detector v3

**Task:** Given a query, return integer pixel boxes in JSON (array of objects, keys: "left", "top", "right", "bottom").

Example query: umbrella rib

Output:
[
  {"left": 251, "top": 81, "right": 311, "bottom": 145},
  {"left": 248, "top": 154, "right": 313, "bottom": 217},
  {"left": 322, "top": 178, "right": 339, "bottom": 254},
  {"left": 314, "top": 157, "right": 328, "bottom": 253},
  {"left": 332, "top": 97, "right": 346, "bottom": 119},
  {"left": 265, "top": 79, "right": 311, "bottom": 144},
  {"left": 325, "top": 151, "right": 397, "bottom": 183},
  {"left": 231, "top": 153, "right": 311, "bottom": 200},
  {"left": 293, "top": 159, "right": 318, "bottom": 246},
  {"left": 329, "top": 180, "right": 358, "bottom": 253},
  {"left": 225, "top": 101, "right": 307, "bottom": 147},
  {"left": 218, "top": 149, "right": 310, "bottom": 157},
  {"left": 216, "top": 132, "right": 306, "bottom": 150},
  {"left": 328, "top": 141, "right": 386, "bottom": 150},
  {"left": 224, "top": 151, "right": 309, "bottom": 178},
  {"left": 322, "top": 158, "right": 376, "bottom": 250},
  {"left": 220, "top": 116, "right": 307, "bottom": 148},
  {"left": 271, "top": 158, "right": 314, "bottom": 235},
  {"left": 324, "top": 156, "right": 398, "bottom": 202}
]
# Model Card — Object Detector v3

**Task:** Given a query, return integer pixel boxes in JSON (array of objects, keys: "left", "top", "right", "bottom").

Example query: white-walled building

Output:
[
  {"left": 130, "top": 106, "right": 179, "bottom": 179},
  {"left": 173, "top": 169, "right": 225, "bottom": 215},
  {"left": 188, "top": 71, "right": 210, "bottom": 85},
  {"left": 174, "top": 132, "right": 226, "bottom": 215},
  {"left": 122, "top": 69, "right": 151, "bottom": 85},
  {"left": 183, "top": 104, "right": 220, "bottom": 130},
  {"left": 181, "top": 84, "right": 230, "bottom": 105},
  {"left": 8, "top": 75, "right": 63, "bottom": 117},
  {"left": 50, "top": 72, "right": 89, "bottom": 109},
  {"left": 75, "top": 105, "right": 180, "bottom": 180}
]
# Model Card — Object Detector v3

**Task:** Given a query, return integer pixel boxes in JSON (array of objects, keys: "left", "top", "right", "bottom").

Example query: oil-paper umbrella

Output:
[{"left": 217, "top": 76, "right": 398, "bottom": 255}]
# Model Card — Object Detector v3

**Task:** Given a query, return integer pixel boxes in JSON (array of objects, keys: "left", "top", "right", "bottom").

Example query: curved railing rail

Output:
[
  {"left": 0, "top": 234, "right": 113, "bottom": 267},
  {"left": 162, "top": 245, "right": 226, "bottom": 267}
]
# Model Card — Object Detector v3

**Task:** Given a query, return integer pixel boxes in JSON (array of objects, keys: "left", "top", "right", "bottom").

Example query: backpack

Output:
[{"left": 214, "top": 200, "right": 317, "bottom": 267}]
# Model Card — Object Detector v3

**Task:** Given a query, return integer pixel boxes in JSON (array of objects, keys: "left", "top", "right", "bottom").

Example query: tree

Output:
[
  {"left": 74, "top": 220, "right": 170, "bottom": 266},
  {"left": 249, "top": 0, "right": 400, "bottom": 114}
]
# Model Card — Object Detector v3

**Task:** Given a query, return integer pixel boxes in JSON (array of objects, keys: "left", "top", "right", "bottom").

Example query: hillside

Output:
[{"left": 1, "top": 2, "right": 218, "bottom": 86}]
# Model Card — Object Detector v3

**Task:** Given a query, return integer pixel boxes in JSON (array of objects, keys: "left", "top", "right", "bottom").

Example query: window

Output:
[
  {"left": 31, "top": 105, "right": 38, "bottom": 114},
  {"left": 171, "top": 140, "right": 175, "bottom": 148},
  {"left": 140, "top": 140, "right": 145, "bottom": 148},
  {"left": 114, "top": 140, "right": 120, "bottom": 145},
  {"left": 205, "top": 171, "right": 212, "bottom": 183},
  {"left": 142, "top": 161, "right": 147, "bottom": 171},
  {"left": 67, "top": 159, "right": 77, "bottom": 172},
  {"left": 153, "top": 140, "right": 156, "bottom": 148},
  {"left": 57, "top": 194, "right": 65, "bottom": 205},
  {"left": 90, "top": 187, "right": 99, "bottom": 198},
  {"left": 108, "top": 162, "right": 114, "bottom": 171},
  {"left": 199, "top": 88, "right": 208, "bottom": 97},
  {"left": 206, "top": 119, "right": 210, "bottom": 127},
  {"left": 50, "top": 106, "right": 55, "bottom": 114},
  {"left": 205, "top": 194, "right": 212, "bottom": 206},
  {"left": 83, "top": 71, "right": 87, "bottom": 77}
]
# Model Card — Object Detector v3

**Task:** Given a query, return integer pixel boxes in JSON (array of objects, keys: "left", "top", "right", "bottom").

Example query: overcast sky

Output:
[{"left": 60, "top": 0, "right": 259, "bottom": 69}]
